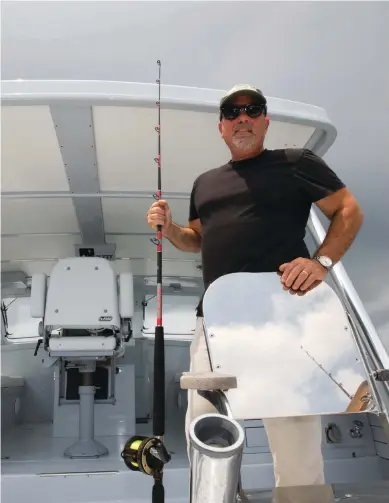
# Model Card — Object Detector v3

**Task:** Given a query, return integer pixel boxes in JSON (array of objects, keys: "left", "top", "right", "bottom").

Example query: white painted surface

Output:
[{"left": 1, "top": 106, "right": 70, "bottom": 192}]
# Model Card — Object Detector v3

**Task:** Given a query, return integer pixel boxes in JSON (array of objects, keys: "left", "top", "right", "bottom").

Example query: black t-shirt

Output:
[{"left": 189, "top": 148, "right": 346, "bottom": 316}]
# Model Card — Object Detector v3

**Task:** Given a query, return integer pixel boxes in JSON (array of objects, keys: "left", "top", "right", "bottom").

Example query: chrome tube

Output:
[
  {"left": 308, "top": 210, "right": 389, "bottom": 370},
  {"left": 189, "top": 413, "right": 245, "bottom": 503},
  {"left": 308, "top": 210, "right": 389, "bottom": 413}
]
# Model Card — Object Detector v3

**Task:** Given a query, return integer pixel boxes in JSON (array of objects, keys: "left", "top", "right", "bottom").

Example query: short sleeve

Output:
[
  {"left": 293, "top": 149, "right": 346, "bottom": 202},
  {"left": 188, "top": 180, "right": 199, "bottom": 221}
]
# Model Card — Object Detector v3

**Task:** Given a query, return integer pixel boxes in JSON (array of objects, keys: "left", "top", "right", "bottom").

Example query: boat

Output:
[{"left": 2, "top": 60, "right": 389, "bottom": 503}]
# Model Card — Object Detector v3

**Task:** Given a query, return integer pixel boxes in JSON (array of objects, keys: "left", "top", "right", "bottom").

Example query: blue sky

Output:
[{"left": 2, "top": 1, "right": 388, "bottom": 350}]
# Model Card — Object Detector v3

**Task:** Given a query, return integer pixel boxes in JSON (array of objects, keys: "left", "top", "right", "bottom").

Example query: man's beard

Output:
[{"left": 232, "top": 133, "right": 257, "bottom": 151}]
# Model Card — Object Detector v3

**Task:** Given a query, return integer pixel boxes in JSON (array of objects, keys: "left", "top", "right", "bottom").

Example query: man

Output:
[{"left": 146, "top": 84, "right": 363, "bottom": 489}]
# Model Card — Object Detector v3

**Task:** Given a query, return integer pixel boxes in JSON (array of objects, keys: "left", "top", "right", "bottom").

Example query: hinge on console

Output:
[{"left": 372, "top": 369, "right": 389, "bottom": 382}]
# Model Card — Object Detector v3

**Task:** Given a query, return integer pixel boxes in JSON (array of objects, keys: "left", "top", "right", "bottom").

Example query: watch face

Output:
[{"left": 318, "top": 256, "right": 332, "bottom": 267}]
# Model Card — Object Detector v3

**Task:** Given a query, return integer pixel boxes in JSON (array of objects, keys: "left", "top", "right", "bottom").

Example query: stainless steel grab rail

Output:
[{"left": 308, "top": 209, "right": 389, "bottom": 414}]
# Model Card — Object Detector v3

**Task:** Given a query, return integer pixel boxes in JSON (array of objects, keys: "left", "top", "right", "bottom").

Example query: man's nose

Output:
[{"left": 237, "top": 112, "right": 250, "bottom": 122}]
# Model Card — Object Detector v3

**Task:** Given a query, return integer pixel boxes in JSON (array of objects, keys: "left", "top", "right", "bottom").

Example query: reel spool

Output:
[{"left": 121, "top": 435, "right": 171, "bottom": 477}]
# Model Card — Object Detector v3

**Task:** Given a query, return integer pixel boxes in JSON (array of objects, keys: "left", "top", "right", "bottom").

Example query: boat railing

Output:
[{"left": 308, "top": 209, "right": 389, "bottom": 416}]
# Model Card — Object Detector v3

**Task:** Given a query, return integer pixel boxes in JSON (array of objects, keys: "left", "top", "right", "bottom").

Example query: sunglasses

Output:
[{"left": 220, "top": 104, "right": 266, "bottom": 120}]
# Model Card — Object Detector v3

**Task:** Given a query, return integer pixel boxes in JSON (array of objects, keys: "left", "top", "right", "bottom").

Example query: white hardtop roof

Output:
[{"left": 1, "top": 79, "right": 337, "bottom": 286}]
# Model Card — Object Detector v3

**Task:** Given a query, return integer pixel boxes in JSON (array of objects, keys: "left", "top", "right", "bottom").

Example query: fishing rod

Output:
[
  {"left": 300, "top": 345, "right": 353, "bottom": 399},
  {"left": 121, "top": 60, "right": 171, "bottom": 503},
  {"left": 153, "top": 59, "right": 165, "bottom": 441}
]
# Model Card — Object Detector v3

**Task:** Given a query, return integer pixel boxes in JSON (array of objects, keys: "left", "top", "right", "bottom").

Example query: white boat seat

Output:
[
  {"left": 48, "top": 336, "right": 117, "bottom": 357},
  {"left": 30, "top": 257, "right": 134, "bottom": 359},
  {"left": 28, "top": 256, "right": 136, "bottom": 459}
]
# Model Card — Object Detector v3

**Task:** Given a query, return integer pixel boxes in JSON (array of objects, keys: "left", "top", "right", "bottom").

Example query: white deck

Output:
[
  {"left": 1, "top": 421, "right": 188, "bottom": 476},
  {"left": 1, "top": 417, "right": 386, "bottom": 503}
]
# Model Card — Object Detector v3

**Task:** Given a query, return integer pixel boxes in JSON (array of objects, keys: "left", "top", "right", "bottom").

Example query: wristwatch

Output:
[{"left": 314, "top": 255, "right": 333, "bottom": 270}]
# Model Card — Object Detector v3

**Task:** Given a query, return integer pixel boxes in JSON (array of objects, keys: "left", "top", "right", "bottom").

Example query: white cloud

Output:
[{"left": 204, "top": 284, "right": 367, "bottom": 420}]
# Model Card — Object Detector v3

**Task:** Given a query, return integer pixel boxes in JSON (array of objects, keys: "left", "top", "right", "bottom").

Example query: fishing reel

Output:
[{"left": 121, "top": 435, "right": 171, "bottom": 478}]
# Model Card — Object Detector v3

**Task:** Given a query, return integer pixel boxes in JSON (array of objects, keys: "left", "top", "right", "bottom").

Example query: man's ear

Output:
[
  {"left": 265, "top": 116, "right": 270, "bottom": 129},
  {"left": 218, "top": 121, "right": 223, "bottom": 135}
]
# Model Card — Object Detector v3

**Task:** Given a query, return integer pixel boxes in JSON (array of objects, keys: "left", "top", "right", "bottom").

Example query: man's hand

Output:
[
  {"left": 146, "top": 200, "right": 173, "bottom": 238},
  {"left": 278, "top": 258, "right": 328, "bottom": 296}
]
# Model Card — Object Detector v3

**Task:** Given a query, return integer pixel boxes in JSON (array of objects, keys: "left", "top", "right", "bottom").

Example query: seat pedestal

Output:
[{"left": 64, "top": 367, "right": 108, "bottom": 459}]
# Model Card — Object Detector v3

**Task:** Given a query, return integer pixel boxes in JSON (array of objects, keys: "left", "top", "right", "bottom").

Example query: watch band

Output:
[{"left": 314, "top": 255, "right": 333, "bottom": 270}]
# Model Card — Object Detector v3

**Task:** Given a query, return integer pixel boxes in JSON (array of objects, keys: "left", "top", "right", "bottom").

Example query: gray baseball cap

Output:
[{"left": 220, "top": 84, "right": 267, "bottom": 108}]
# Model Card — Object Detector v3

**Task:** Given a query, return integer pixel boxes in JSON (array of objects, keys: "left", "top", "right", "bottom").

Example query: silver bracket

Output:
[
  {"left": 372, "top": 369, "right": 389, "bottom": 382},
  {"left": 197, "top": 389, "right": 233, "bottom": 418}
]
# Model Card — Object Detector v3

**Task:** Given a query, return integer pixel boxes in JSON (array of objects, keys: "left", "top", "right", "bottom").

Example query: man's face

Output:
[{"left": 218, "top": 94, "right": 269, "bottom": 156}]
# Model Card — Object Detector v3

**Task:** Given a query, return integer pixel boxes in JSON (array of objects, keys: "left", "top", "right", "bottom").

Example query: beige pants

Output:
[{"left": 185, "top": 317, "right": 325, "bottom": 488}]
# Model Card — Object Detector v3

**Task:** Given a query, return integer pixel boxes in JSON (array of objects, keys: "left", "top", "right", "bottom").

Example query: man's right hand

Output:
[{"left": 146, "top": 200, "right": 173, "bottom": 238}]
